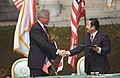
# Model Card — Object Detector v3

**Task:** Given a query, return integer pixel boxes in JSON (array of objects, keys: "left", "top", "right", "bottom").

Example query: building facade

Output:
[{"left": 0, "top": 0, "right": 120, "bottom": 25}]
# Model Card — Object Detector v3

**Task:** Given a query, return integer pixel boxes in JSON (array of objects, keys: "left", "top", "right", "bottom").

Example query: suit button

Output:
[{"left": 89, "top": 53, "right": 91, "bottom": 55}]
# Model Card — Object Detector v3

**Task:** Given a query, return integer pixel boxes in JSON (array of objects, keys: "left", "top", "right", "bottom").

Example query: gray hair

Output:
[{"left": 37, "top": 9, "right": 50, "bottom": 19}]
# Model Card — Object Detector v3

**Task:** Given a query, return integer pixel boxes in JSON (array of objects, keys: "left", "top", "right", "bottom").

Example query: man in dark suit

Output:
[
  {"left": 28, "top": 9, "right": 64, "bottom": 77},
  {"left": 62, "top": 18, "right": 111, "bottom": 74}
]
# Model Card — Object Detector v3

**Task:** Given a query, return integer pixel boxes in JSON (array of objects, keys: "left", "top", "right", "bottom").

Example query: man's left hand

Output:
[{"left": 90, "top": 45, "right": 99, "bottom": 52}]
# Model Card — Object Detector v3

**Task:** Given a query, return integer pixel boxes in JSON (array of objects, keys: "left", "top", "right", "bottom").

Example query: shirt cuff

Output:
[
  {"left": 56, "top": 49, "right": 60, "bottom": 54},
  {"left": 67, "top": 51, "right": 71, "bottom": 55},
  {"left": 97, "top": 47, "right": 101, "bottom": 54}
]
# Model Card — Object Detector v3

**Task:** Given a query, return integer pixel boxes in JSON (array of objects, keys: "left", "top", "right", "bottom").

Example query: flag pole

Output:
[
  {"left": 84, "top": 14, "right": 86, "bottom": 35},
  {"left": 51, "top": 64, "right": 59, "bottom": 77}
]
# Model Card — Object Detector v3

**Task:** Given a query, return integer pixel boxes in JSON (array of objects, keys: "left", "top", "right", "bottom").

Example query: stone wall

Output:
[
  {"left": 0, "top": 0, "right": 19, "bottom": 21},
  {"left": 0, "top": 0, "right": 120, "bottom": 22},
  {"left": 85, "top": 0, "right": 120, "bottom": 18},
  {"left": 38, "top": 0, "right": 120, "bottom": 23}
]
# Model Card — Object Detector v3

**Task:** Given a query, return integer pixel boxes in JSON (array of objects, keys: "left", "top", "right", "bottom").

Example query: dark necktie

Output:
[{"left": 44, "top": 26, "right": 49, "bottom": 39}]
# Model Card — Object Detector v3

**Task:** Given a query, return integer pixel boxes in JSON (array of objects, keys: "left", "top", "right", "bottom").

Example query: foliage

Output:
[{"left": 0, "top": 24, "right": 120, "bottom": 77}]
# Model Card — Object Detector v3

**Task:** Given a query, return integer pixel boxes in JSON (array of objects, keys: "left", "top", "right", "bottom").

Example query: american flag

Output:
[
  {"left": 57, "top": 0, "right": 86, "bottom": 72},
  {"left": 68, "top": 0, "right": 86, "bottom": 69},
  {"left": 13, "top": 0, "right": 24, "bottom": 10},
  {"left": 42, "top": 56, "right": 52, "bottom": 74},
  {"left": 13, "top": 0, "right": 36, "bottom": 57}
]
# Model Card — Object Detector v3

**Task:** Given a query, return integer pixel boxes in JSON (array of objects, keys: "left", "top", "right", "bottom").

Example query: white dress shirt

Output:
[
  {"left": 91, "top": 31, "right": 101, "bottom": 54},
  {"left": 67, "top": 31, "right": 102, "bottom": 55}
]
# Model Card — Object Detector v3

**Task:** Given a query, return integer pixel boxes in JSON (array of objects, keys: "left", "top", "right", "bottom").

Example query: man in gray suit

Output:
[{"left": 62, "top": 18, "right": 111, "bottom": 74}]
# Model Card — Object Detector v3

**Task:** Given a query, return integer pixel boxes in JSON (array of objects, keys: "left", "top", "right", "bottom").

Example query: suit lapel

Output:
[
  {"left": 91, "top": 31, "right": 99, "bottom": 45},
  {"left": 85, "top": 34, "right": 91, "bottom": 46},
  {"left": 37, "top": 22, "right": 50, "bottom": 42}
]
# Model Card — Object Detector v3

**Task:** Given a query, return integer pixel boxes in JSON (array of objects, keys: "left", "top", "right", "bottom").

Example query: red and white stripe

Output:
[
  {"left": 68, "top": 0, "right": 86, "bottom": 69},
  {"left": 57, "top": 0, "right": 86, "bottom": 72},
  {"left": 57, "top": 57, "right": 64, "bottom": 72},
  {"left": 13, "top": 0, "right": 24, "bottom": 10},
  {"left": 42, "top": 57, "right": 52, "bottom": 74}
]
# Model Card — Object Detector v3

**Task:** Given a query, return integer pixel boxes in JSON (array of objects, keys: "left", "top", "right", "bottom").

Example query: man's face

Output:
[
  {"left": 40, "top": 15, "right": 50, "bottom": 25},
  {"left": 86, "top": 21, "right": 95, "bottom": 33}
]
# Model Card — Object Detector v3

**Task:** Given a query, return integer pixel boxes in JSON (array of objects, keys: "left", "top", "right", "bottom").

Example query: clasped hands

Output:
[{"left": 58, "top": 50, "right": 68, "bottom": 57}]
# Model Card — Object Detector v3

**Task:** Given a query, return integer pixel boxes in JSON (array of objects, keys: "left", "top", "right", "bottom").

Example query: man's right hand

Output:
[{"left": 58, "top": 50, "right": 68, "bottom": 57}]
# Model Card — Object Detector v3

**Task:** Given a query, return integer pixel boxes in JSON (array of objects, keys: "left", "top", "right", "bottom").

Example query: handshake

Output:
[{"left": 58, "top": 50, "right": 69, "bottom": 57}]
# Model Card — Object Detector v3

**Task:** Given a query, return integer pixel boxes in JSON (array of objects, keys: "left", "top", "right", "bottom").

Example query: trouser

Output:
[
  {"left": 85, "top": 62, "right": 108, "bottom": 75},
  {"left": 86, "top": 62, "right": 92, "bottom": 75},
  {"left": 30, "top": 68, "right": 49, "bottom": 77}
]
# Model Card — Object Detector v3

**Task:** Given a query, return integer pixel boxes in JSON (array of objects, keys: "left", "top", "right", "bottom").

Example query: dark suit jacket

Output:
[
  {"left": 28, "top": 22, "right": 57, "bottom": 69},
  {"left": 70, "top": 31, "right": 111, "bottom": 73}
]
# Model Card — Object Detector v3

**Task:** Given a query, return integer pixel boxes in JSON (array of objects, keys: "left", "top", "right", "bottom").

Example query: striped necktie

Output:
[{"left": 90, "top": 35, "right": 93, "bottom": 42}]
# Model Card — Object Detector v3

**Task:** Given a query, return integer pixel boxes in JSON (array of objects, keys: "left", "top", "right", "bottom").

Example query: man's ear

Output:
[{"left": 92, "top": 25, "right": 95, "bottom": 29}]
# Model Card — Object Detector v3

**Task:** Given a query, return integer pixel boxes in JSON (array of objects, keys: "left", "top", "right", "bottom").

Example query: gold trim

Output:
[{"left": 11, "top": 58, "right": 28, "bottom": 78}]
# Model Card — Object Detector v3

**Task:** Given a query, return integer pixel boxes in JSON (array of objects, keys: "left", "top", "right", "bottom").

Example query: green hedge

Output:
[{"left": 0, "top": 24, "right": 120, "bottom": 77}]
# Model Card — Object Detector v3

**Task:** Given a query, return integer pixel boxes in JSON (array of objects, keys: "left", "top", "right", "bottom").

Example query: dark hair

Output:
[{"left": 89, "top": 18, "right": 99, "bottom": 30}]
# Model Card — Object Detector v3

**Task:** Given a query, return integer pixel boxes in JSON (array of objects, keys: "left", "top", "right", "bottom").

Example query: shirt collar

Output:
[
  {"left": 37, "top": 20, "right": 44, "bottom": 29},
  {"left": 91, "top": 30, "right": 98, "bottom": 38}
]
